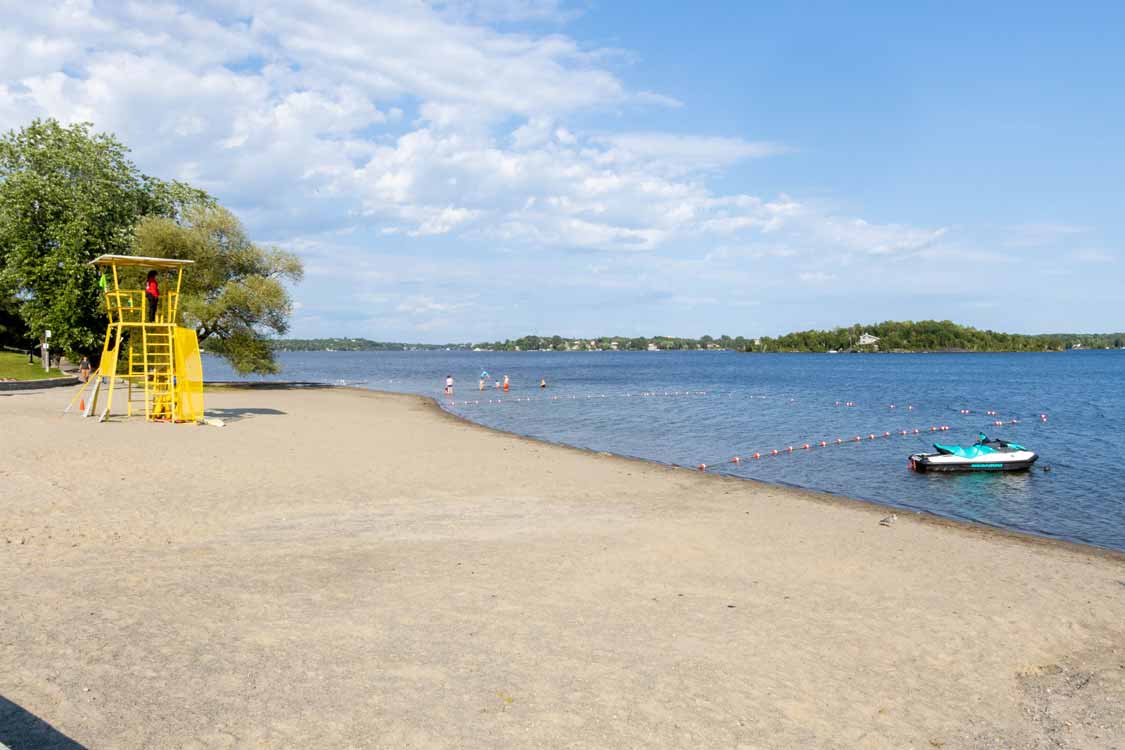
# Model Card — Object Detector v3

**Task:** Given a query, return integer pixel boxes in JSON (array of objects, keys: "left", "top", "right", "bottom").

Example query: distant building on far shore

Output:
[{"left": 857, "top": 332, "right": 880, "bottom": 350}]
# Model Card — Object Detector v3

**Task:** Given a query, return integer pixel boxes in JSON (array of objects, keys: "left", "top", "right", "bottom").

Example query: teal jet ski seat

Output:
[{"left": 933, "top": 443, "right": 998, "bottom": 458}]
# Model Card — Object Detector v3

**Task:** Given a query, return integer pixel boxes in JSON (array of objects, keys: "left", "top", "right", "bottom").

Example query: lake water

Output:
[{"left": 204, "top": 350, "right": 1125, "bottom": 552}]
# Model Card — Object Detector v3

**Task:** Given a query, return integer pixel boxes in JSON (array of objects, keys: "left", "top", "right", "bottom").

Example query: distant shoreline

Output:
[{"left": 267, "top": 321, "right": 1125, "bottom": 354}]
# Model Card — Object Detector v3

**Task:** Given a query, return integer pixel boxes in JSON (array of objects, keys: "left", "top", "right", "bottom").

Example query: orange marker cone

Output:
[{"left": 79, "top": 398, "right": 85, "bottom": 411}]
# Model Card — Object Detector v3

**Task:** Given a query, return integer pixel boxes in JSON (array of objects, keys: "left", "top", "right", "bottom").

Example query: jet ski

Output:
[{"left": 910, "top": 433, "right": 1038, "bottom": 472}]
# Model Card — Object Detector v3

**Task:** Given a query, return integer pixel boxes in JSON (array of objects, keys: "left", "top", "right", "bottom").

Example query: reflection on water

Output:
[{"left": 206, "top": 349, "right": 1125, "bottom": 551}]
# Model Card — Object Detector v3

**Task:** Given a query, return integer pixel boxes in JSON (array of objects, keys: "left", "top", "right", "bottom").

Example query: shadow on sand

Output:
[
  {"left": 205, "top": 381, "right": 333, "bottom": 390},
  {"left": 0, "top": 695, "right": 87, "bottom": 750},
  {"left": 204, "top": 406, "right": 287, "bottom": 422}
]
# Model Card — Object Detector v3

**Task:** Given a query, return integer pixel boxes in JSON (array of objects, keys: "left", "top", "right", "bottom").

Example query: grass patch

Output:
[{"left": 0, "top": 350, "right": 65, "bottom": 381}]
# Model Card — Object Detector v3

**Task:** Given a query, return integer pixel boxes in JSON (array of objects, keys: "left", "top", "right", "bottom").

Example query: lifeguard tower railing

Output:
[
  {"left": 103, "top": 286, "right": 181, "bottom": 326},
  {"left": 74, "top": 254, "right": 205, "bottom": 423}
]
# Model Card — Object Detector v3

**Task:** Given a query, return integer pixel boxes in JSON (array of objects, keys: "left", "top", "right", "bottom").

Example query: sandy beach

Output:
[{"left": 1, "top": 384, "right": 1123, "bottom": 749}]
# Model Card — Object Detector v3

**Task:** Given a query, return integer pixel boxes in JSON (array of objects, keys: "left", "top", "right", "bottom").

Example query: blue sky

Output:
[{"left": 1, "top": 1, "right": 1121, "bottom": 340}]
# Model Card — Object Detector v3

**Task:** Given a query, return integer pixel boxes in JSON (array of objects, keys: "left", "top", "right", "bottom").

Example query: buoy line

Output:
[
  {"left": 449, "top": 390, "right": 712, "bottom": 407},
  {"left": 695, "top": 417, "right": 1043, "bottom": 472}
]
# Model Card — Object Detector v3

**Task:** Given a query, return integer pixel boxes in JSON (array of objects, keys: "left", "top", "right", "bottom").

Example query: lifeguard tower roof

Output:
[{"left": 89, "top": 254, "right": 194, "bottom": 270}]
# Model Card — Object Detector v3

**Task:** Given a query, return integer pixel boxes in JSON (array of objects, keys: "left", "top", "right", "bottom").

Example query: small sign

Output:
[{"left": 45, "top": 330, "right": 51, "bottom": 338}]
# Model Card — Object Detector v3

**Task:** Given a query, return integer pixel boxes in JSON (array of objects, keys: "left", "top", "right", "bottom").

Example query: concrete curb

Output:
[{"left": 0, "top": 376, "right": 80, "bottom": 391}]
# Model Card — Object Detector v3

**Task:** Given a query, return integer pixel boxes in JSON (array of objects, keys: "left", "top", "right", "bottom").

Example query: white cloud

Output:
[
  {"left": 252, "top": 3, "right": 626, "bottom": 121},
  {"left": 3, "top": 0, "right": 923, "bottom": 255},
  {"left": 633, "top": 90, "right": 684, "bottom": 108},
  {"left": 669, "top": 295, "right": 719, "bottom": 307},
  {"left": 816, "top": 218, "right": 948, "bottom": 255},
  {"left": 0, "top": 0, "right": 989, "bottom": 338},
  {"left": 435, "top": 0, "right": 578, "bottom": 24},
  {"left": 0, "top": 0, "right": 942, "bottom": 255},
  {"left": 594, "top": 132, "right": 790, "bottom": 173},
  {"left": 911, "top": 245, "right": 1015, "bottom": 263},
  {"left": 1005, "top": 223, "right": 1090, "bottom": 248},
  {"left": 703, "top": 245, "right": 798, "bottom": 262},
  {"left": 1072, "top": 249, "right": 1115, "bottom": 264},
  {"left": 408, "top": 206, "right": 480, "bottom": 236},
  {"left": 396, "top": 295, "right": 464, "bottom": 315}
]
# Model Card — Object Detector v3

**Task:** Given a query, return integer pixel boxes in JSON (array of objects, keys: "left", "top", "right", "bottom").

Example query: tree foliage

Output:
[
  {"left": 751, "top": 320, "right": 1125, "bottom": 352},
  {"left": 274, "top": 338, "right": 464, "bottom": 351},
  {"left": 133, "top": 205, "right": 303, "bottom": 374},
  {"left": 280, "top": 325, "right": 1123, "bottom": 353},
  {"left": 0, "top": 294, "right": 34, "bottom": 350},
  {"left": 0, "top": 119, "right": 304, "bottom": 374},
  {"left": 472, "top": 334, "right": 748, "bottom": 351},
  {"left": 0, "top": 119, "right": 207, "bottom": 355}
]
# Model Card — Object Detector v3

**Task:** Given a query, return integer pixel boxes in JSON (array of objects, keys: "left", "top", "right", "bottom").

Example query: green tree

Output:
[
  {"left": 0, "top": 293, "right": 34, "bottom": 351},
  {"left": 133, "top": 205, "right": 303, "bottom": 374},
  {"left": 0, "top": 119, "right": 207, "bottom": 356}
]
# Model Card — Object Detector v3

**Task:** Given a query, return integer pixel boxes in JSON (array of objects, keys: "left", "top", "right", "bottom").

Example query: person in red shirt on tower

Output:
[{"left": 145, "top": 270, "right": 159, "bottom": 322}]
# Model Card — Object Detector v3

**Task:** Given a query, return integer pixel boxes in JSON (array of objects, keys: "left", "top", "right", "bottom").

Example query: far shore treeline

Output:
[{"left": 275, "top": 321, "right": 1124, "bottom": 354}]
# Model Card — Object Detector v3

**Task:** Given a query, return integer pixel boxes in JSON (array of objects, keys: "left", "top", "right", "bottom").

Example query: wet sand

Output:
[{"left": 1, "top": 385, "right": 1123, "bottom": 749}]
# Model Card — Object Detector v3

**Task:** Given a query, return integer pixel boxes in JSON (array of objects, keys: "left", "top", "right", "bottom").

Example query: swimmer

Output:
[{"left": 444, "top": 374, "right": 453, "bottom": 395}]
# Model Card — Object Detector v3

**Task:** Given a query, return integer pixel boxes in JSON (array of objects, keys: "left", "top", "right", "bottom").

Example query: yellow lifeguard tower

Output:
[{"left": 72, "top": 255, "right": 205, "bottom": 423}]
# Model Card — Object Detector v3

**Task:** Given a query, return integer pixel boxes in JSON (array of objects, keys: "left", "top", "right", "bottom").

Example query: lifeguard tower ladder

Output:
[{"left": 74, "top": 255, "right": 205, "bottom": 423}]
